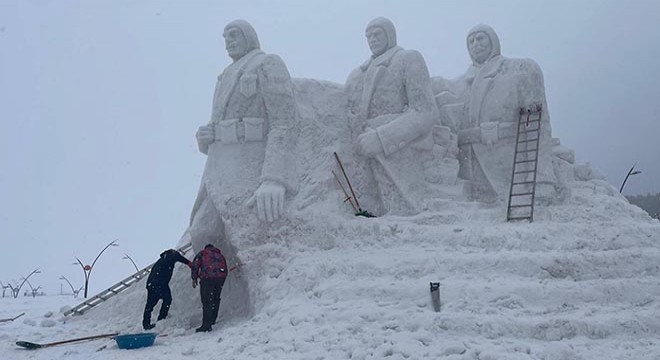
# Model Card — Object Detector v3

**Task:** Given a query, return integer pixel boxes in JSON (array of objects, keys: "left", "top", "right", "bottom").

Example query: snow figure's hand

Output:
[
  {"left": 251, "top": 181, "right": 286, "bottom": 222},
  {"left": 357, "top": 130, "right": 383, "bottom": 158},
  {"left": 196, "top": 125, "right": 215, "bottom": 154}
]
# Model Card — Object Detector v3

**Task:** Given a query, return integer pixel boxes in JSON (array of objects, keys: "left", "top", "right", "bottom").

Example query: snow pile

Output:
[
  {"left": 4, "top": 184, "right": 660, "bottom": 359},
  {"left": 3, "top": 78, "right": 660, "bottom": 359}
]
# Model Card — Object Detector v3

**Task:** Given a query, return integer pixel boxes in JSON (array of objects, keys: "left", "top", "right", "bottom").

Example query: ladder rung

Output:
[
  {"left": 517, "top": 138, "right": 538, "bottom": 144},
  {"left": 519, "top": 119, "right": 540, "bottom": 124},
  {"left": 514, "top": 170, "right": 536, "bottom": 175},
  {"left": 512, "top": 181, "right": 536, "bottom": 185},
  {"left": 509, "top": 204, "right": 532, "bottom": 208},
  {"left": 515, "top": 159, "right": 537, "bottom": 164},
  {"left": 519, "top": 128, "right": 540, "bottom": 134},
  {"left": 510, "top": 192, "right": 534, "bottom": 196},
  {"left": 515, "top": 149, "right": 538, "bottom": 154},
  {"left": 508, "top": 216, "right": 532, "bottom": 221}
]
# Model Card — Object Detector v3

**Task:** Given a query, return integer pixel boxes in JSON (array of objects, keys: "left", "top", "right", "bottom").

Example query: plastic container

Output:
[{"left": 114, "top": 332, "right": 157, "bottom": 349}]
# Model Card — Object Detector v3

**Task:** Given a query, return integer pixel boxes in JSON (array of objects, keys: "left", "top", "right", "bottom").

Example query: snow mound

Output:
[
  {"left": 39, "top": 174, "right": 660, "bottom": 359},
  {"left": 9, "top": 78, "right": 660, "bottom": 359}
]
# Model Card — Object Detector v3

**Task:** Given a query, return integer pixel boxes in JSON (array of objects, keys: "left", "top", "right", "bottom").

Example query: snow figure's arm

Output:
[
  {"left": 375, "top": 50, "right": 438, "bottom": 157},
  {"left": 516, "top": 59, "right": 552, "bottom": 137},
  {"left": 197, "top": 77, "right": 222, "bottom": 155},
  {"left": 259, "top": 54, "right": 296, "bottom": 192},
  {"left": 251, "top": 54, "right": 297, "bottom": 222}
]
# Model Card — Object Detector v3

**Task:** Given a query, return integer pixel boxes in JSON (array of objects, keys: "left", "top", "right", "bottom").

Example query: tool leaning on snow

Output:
[
  {"left": 332, "top": 152, "right": 376, "bottom": 218},
  {"left": 16, "top": 332, "right": 120, "bottom": 350},
  {"left": 0, "top": 312, "right": 25, "bottom": 324}
]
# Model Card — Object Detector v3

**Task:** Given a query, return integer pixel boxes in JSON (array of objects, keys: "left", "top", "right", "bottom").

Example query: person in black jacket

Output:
[{"left": 142, "top": 249, "right": 191, "bottom": 330}]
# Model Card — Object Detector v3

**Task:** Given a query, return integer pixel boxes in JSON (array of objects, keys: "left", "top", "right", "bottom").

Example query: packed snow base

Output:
[{"left": 3, "top": 178, "right": 660, "bottom": 359}]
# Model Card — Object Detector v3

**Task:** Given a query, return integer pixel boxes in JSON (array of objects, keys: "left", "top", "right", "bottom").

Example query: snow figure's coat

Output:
[
  {"left": 345, "top": 17, "right": 451, "bottom": 216},
  {"left": 436, "top": 24, "right": 560, "bottom": 203},
  {"left": 187, "top": 20, "right": 297, "bottom": 321}
]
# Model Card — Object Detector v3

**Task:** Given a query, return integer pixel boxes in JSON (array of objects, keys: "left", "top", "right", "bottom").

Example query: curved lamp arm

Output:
[
  {"left": 14, "top": 269, "right": 40, "bottom": 298},
  {"left": 89, "top": 240, "right": 119, "bottom": 272}
]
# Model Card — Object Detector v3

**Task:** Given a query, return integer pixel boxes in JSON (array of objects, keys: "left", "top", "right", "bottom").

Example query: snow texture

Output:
[{"left": 3, "top": 20, "right": 660, "bottom": 360}]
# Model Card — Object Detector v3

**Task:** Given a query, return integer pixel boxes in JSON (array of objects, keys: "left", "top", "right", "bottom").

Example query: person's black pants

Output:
[
  {"left": 143, "top": 286, "right": 172, "bottom": 326},
  {"left": 200, "top": 278, "right": 225, "bottom": 329}
]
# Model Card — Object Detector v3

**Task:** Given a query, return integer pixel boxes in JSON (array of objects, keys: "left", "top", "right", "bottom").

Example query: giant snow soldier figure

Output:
[
  {"left": 439, "top": 24, "right": 559, "bottom": 203},
  {"left": 345, "top": 17, "right": 440, "bottom": 216},
  {"left": 190, "top": 19, "right": 296, "bottom": 253}
]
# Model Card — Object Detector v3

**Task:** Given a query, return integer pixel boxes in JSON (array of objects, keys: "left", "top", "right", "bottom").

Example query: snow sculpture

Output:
[
  {"left": 188, "top": 19, "right": 297, "bottom": 317},
  {"left": 434, "top": 24, "right": 563, "bottom": 203},
  {"left": 345, "top": 17, "right": 459, "bottom": 216},
  {"left": 191, "top": 19, "right": 296, "bottom": 251}
]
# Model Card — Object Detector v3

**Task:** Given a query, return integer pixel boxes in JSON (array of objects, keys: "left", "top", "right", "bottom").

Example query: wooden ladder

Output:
[
  {"left": 506, "top": 105, "right": 542, "bottom": 222},
  {"left": 64, "top": 243, "right": 193, "bottom": 316}
]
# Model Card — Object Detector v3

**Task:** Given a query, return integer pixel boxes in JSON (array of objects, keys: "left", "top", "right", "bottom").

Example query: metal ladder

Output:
[
  {"left": 64, "top": 243, "right": 193, "bottom": 316},
  {"left": 506, "top": 105, "right": 542, "bottom": 222}
]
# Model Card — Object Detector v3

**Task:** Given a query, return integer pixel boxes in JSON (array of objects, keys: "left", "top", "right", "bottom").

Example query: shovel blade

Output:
[{"left": 16, "top": 341, "right": 42, "bottom": 350}]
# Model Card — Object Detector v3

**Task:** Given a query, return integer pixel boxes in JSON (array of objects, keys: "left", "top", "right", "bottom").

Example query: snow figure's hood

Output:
[
  {"left": 224, "top": 19, "right": 261, "bottom": 53},
  {"left": 467, "top": 24, "right": 501, "bottom": 66},
  {"left": 366, "top": 17, "right": 397, "bottom": 52}
]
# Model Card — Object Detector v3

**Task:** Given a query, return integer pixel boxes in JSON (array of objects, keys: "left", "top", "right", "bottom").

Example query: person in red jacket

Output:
[{"left": 191, "top": 244, "right": 228, "bottom": 332}]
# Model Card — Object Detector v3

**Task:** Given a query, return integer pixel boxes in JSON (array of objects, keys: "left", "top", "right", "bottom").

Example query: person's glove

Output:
[{"left": 192, "top": 279, "right": 198, "bottom": 288}]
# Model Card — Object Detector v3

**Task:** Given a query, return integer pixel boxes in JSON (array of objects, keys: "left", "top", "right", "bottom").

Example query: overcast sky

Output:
[{"left": 1, "top": 0, "right": 659, "bottom": 295}]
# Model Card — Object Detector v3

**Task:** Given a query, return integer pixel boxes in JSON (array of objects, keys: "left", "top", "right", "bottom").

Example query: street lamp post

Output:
[
  {"left": 59, "top": 276, "right": 83, "bottom": 298},
  {"left": 22, "top": 279, "right": 42, "bottom": 298},
  {"left": 0, "top": 281, "right": 9, "bottom": 298},
  {"left": 122, "top": 253, "right": 140, "bottom": 273},
  {"left": 7, "top": 269, "right": 41, "bottom": 298},
  {"left": 619, "top": 163, "right": 642, "bottom": 193},
  {"left": 74, "top": 239, "right": 119, "bottom": 298}
]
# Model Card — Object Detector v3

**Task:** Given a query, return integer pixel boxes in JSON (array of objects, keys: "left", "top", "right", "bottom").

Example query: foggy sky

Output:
[{"left": 1, "top": 0, "right": 659, "bottom": 295}]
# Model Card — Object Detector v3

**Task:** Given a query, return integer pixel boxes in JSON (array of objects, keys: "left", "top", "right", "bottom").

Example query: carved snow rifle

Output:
[{"left": 333, "top": 152, "right": 375, "bottom": 218}]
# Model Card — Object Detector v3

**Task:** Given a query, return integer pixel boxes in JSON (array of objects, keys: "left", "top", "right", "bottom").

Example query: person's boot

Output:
[
  {"left": 143, "top": 322, "right": 155, "bottom": 330},
  {"left": 195, "top": 325, "right": 212, "bottom": 332}
]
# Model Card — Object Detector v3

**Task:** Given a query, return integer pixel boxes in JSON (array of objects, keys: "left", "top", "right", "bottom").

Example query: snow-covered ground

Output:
[{"left": 3, "top": 177, "right": 660, "bottom": 360}]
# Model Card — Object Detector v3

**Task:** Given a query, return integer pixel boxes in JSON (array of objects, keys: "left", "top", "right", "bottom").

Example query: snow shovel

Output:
[
  {"left": 16, "top": 332, "right": 119, "bottom": 350},
  {"left": 0, "top": 312, "right": 25, "bottom": 324}
]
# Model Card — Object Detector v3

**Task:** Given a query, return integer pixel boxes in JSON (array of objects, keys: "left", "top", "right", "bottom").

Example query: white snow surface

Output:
[{"left": 3, "top": 79, "right": 660, "bottom": 359}]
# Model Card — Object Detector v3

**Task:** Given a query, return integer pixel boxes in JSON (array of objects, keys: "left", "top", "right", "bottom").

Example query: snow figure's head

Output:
[
  {"left": 365, "top": 17, "right": 397, "bottom": 58},
  {"left": 223, "top": 19, "right": 261, "bottom": 62},
  {"left": 467, "top": 24, "right": 501, "bottom": 65}
]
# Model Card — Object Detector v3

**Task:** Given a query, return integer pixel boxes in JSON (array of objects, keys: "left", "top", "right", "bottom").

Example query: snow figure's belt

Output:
[
  {"left": 457, "top": 122, "right": 516, "bottom": 146},
  {"left": 213, "top": 118, "right": 266, "bottom": 144}
]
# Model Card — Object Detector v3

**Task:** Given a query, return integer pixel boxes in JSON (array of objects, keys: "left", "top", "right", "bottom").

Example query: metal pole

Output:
[
  {"left": 75, "top": 239, "right": 119, "bottom": 298},
  {"left": 13, "top": 269, "right": 40, "bottom": 299},
  {"left": 619, "top": 163, "right": 641, "bottom": 193},
  {"left": 122, "top": 253, "right": 140, "bottom": 273}
]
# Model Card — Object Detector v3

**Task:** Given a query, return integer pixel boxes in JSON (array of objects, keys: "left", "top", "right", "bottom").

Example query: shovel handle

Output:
[{"left": 17, "top": 332, "right": 120, "bottom": 350}]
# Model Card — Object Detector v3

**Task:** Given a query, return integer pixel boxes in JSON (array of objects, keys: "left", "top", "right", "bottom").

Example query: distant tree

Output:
[{"left": 627, "top": 193, "right": 660, "bottom": 217}]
